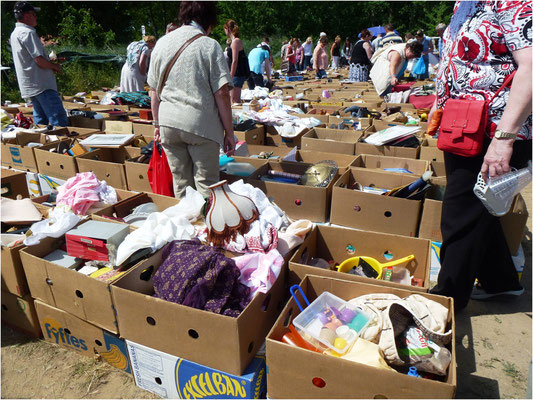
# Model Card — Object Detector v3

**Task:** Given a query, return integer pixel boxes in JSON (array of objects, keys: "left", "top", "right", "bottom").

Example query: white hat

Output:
[{"left": 320, "top": 32, "right": 327, "bottom": 38}]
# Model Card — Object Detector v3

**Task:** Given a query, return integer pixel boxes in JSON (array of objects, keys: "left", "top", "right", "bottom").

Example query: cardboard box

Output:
[
  {"left": 264, "top": 125, "right": 310, "bottom": 148},
  {"left": 65, "top": 220, "right": 130, "bottom": 264},
  {"left": 417, "top": 188, "right": 528, "bottom": 256},
  {"left": 93, "top": 192, "right": 180, "bottom": 219},
  {"left": 102, "top": 120, "right": 133, "bottom": 134},
  {"left": 246, "top": 162, "right": 335, "bottom": 223},
  {"left": 68, "top": 115, "right": 104, "bottom": 131},
  {"left": 266, "top": 275, "right": 456, "bottom": 399},
  {"left": 356, "top": 126, "right": 420, "bottom": 159},
  {"left": 351, "top": 154, "right": 429, "bottom": 176},
  {"left": 110, "top": 249, "right": 287, "bottom": 375},
  {"left": 418, "top": 199, "right": 444, "bottom": 243},
  {"left": 241, "top": 144, "right": 293, "bottom": 160},
  {"left": 1, "top": 291, "right": 42, "bottom": 337},
  {"left": 37, "top": 174, "right": 67, "bottom": 195},
  {"left": 1, "top": 240, "right": 30, "bottom": 297},
  {"left": 288, "top": 224, "right": 430, "bottom": 291},
  {"left": 25, "top": 171, "right": 41, "bottom": 196},
  {"left": 328, "top": 115, "right": 372, "bottom": 129},
  {"left": 1, "top": 168, "right": 29, "bottom": 199},
  {"left": 19, "top": 236, "right": 128, "bottom": 333},
  {"left": 501, "top": 194, "right": 529, "bottom": 256},
  {"left": 300, "top": 128, "right": 362, "bottom": 155},
  {"left": 430, "top": 161, "right": 447, "bottom": 186},
  {"left": 234, "top": 125, "right": 265, "bottom": 145},
  {"left": 132, "top": 122, "right": 155, "bottom": 139},
  {"left": 220, "top": 157, "right": 268, "bottom": 183},
  {"left": 331, "top": 169, "right": 422, "bottom": 237},
  {"left": 89, "top": 104, "right": 130, "bottom": 113},
  {"left": 34, "top": 301, "right": 132, "bottom": 374},
  {"left": 419, "top": 137, "right": 444, "bottom": 162},
  {"left": 282, "top": 150, "right": 358, "bottom": 175},
  {"left": 127, "top": 340, "right": 266, "bottom": 399},
  {"left": 124, "top": 156, "right": 151, "bottom": 193},
  {"left": 76, "top": 147, "right": 141, "bottom": 190},
  {"left": 1, "top": 134, "right": 53, "bottom": 172},
  {"left": 34, "top": 138, "right": 94, "bottom": 180}
]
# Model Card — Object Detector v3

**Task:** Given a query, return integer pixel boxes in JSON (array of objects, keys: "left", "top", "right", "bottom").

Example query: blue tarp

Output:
[{"left": 363, "top": 26, "right": 401, "bottom": 38}]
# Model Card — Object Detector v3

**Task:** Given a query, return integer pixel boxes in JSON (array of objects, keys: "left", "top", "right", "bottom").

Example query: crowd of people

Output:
[{"left": 8, "top": 1, "right": 532, "bottom": 312}]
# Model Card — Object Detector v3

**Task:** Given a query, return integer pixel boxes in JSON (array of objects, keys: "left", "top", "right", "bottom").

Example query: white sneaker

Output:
[{"left": 470, "top": 285, "right": 524, "bottom": 300}]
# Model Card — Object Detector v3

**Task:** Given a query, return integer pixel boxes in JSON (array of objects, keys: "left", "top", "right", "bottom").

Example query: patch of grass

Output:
[
  {"left": 480, "top": 337, "right": 494, "bottom": 350},
  {"left": 480, "top": 357, "right": 500, "bottom": 369},
  {"left": 502, "top": 361, "right": 523, "bottom": 381},
  {"left": 71, "top": 357, "right": 110, "bottom": 395}
]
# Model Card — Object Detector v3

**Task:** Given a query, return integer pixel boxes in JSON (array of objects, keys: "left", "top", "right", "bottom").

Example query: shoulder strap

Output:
[
  {"left": 157, "top": 33, "right": 203, "bottom": 98},
  {"left": 488, "top": 70, "right": 516, "bottom": 104}
]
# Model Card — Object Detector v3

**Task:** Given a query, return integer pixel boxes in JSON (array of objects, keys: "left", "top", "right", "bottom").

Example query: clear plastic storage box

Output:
[{"left": 292, "top": 291, "right": 371, "bottom": 354}]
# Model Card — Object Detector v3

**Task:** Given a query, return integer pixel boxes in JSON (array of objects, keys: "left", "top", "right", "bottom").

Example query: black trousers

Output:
[
  {"left": 431, "top": 139, "right": 532, "bottom": 310},
  {"left": 249, "top": 71, "right": 264, "bottom": 88}
]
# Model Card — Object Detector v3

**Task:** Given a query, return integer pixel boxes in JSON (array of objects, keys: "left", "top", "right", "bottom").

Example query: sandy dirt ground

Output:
[{"left": 1, "top": 186, "right": 531, "bottom": 399}]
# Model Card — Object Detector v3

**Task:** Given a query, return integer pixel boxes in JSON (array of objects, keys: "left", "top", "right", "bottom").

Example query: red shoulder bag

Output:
[{"left": 437, "top": 39, "right": 515, "bottom": 157}]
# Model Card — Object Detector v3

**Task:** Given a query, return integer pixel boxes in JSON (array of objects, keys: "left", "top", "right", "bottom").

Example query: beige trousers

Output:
[{"left": 159, "top": 126, "right": 220, "bottom": 198}]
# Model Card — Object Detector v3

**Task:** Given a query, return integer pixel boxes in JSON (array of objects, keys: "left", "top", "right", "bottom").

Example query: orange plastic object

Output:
[
  {"left": 427, "top": 109, "right": 443, "bottom": 136},
  {"left": 281, "top": 325, "right": 322, "bottom": 353}
]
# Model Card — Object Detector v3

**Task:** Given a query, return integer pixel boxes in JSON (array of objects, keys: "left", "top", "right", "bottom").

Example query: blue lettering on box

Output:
[
  {"left": 175, "top": 356, "right": 265, "bottom": 399},
  {"left": 9, "top": 147, "right": 22, "bottom": 164}
]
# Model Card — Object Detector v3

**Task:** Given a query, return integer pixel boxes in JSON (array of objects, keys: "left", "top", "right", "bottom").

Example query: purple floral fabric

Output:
[{"left": 153, "top": 239, "right": 250, "bottom": 317}]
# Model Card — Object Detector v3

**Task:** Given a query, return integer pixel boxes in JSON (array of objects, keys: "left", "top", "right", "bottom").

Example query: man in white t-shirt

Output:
[{"left": 10, "top": 1, "right": 68, "bottom": 126}]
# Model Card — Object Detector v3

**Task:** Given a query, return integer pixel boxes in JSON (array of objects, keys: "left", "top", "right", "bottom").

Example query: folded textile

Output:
[
  {"left": 111, "top": 91, "right": 151, "bottom": 108},
  {"left": 56, "top": 172, "right": 117, "bottom": 215},
  {"left": 348, "top": 293, "right": 452, "bottom": 367},
  {"left": 233, "top": 249, "right": 284, "bottom": 300},
  {"left": 23, "top": 205, "right": 82, "bottom": 246},
  {"left": 153, "top": 239, "right": 250, "bottom": 317},
  {"left": 114, "top": 186, "right": 205, "bottom": 265},
  {"left": 276, "top": 220, "right": 312, "bottom": 257}
]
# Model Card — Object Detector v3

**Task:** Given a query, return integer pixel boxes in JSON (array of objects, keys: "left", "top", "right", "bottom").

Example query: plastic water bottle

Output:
[
  {"left": 474, "top": 161, "right": 532, "bottom": 217},
  {"left": 224, "top": 162, "right": 256, "bottom": 177}
]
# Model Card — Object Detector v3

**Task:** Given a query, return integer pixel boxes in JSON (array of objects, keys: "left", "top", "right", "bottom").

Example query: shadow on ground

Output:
[{"left": 455, "top": 228, "right": 532, "bottom": 398}]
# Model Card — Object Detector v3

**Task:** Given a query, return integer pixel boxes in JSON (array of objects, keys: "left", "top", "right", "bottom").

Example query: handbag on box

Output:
[{"left": 436, "top": 38, "right": 515, "bottom": 157}]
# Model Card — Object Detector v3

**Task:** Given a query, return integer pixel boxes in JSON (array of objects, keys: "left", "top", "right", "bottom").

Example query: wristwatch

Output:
[{"left": 494, "top": 129, "right": 517, "bottom": 140}]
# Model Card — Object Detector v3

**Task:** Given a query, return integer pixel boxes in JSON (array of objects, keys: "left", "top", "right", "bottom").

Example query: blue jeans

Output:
[
  {"left": 31, "top": 89, "right": 68, "bottom": 126},
  {"left": 315, "top": 69, "right": 327, "bottom": 79},
  {"left": 232, "top": 76, "right": 247, "bottom": 88}
]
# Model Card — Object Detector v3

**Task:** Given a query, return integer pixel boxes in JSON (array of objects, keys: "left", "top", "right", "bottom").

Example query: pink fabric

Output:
[
  {"left": 56, "top": 172, "right": 103, "bottom": 215},
  {"left": 409, "top": 94, "right": 436, "bottom": 109},
  {"left": 233, "top": 249, "right": 284, "bottom": 300},
  {"left": 392, "top": 82, "right": 416, "bottom": 92}
]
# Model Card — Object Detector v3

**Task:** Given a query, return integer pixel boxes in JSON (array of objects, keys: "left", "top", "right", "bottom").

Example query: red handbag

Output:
[
  {"left": 147, "top": 141, "right": 175, "bottom": 197},
  {"left": 437, "top": 37, "right": 516, "bottom": 157},
  {"left": 437, "top": 71, "right": 515, "bottom": 157}
]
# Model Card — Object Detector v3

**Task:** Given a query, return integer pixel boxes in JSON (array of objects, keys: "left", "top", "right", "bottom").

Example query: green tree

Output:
[{"left": 58, "top": 5, "right": 115, "bottom": 48}]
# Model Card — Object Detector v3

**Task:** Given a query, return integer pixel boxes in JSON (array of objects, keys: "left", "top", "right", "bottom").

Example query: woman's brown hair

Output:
[
  {"left": 224, "top": 19, "right": 240, "bottom": 38},
  {"left": 178, "top": 2, "right": 218, "bottom": 31}
]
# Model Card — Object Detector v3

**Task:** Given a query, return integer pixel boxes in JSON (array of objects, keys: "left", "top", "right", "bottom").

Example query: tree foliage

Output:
[{"left": 58, "top": 5, "right": 115, "bottom": 48}]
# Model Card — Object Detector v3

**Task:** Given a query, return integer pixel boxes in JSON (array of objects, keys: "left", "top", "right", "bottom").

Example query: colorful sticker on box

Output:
[
  {"left": 9, "top": 147, "right": 22, "bottom": 165},
  {"left": 175, "top": 358, "right": 265, "bottom": 399}
]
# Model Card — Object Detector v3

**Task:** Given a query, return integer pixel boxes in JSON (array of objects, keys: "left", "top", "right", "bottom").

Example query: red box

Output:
[
  {"left": 65, "top": 220, "right": 130, "bottom": 265},
  {"left": 138, "top": 109, "right": 153, "bottom": 120}
]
